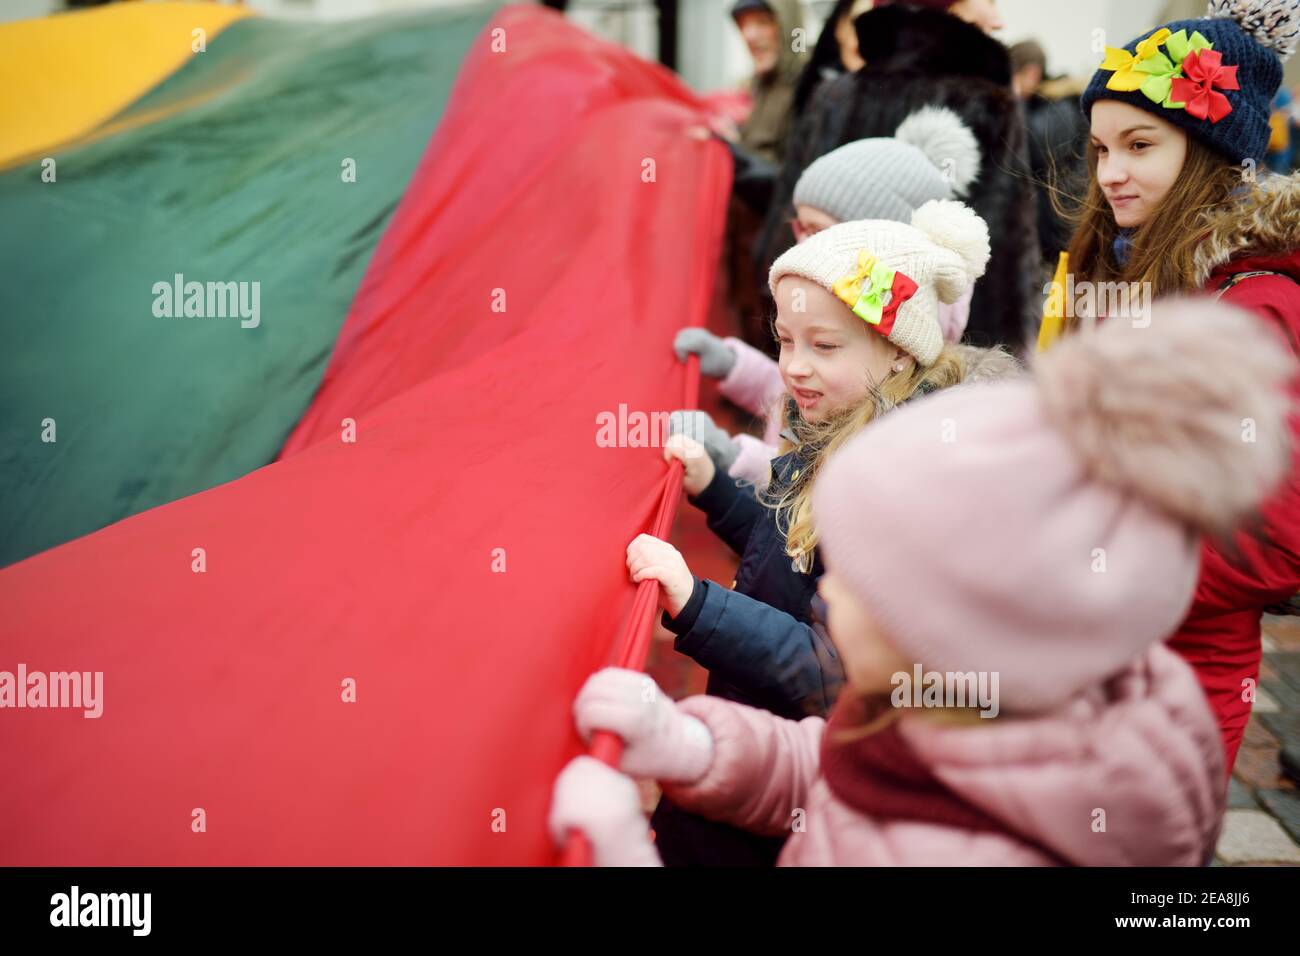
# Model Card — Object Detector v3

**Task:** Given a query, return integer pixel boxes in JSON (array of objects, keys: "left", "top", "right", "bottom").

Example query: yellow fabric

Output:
[
  {"left": 1038, "top": 252, "right": 1069, "bottom": 352},
  {"left": 0, "top": 1, "right": 253, "bottom": 168}
]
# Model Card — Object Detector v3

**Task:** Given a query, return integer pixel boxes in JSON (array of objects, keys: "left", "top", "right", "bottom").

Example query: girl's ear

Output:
[{"left": 889, "top": 346, "right": 913, "bottom": 374}]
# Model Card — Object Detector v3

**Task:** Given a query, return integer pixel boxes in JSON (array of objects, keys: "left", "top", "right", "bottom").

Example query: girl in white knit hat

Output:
[
  {"left": 625, "top": 201, "right": 995, "bottom": 865},
  {"left": 673, "top": 105, "right": 1015, "bottom": 486}
]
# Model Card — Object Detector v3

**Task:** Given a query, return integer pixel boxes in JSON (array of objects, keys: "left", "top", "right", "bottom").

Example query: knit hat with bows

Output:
[
  {"left": 1082, "top": 0, "right": 1300, "bottom": 165},
  {"left": 768, "top": 201, "right": 990, "bottom": 366}
]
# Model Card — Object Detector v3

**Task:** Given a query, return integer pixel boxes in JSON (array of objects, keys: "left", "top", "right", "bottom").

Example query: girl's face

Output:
[
  {"left": 774, "top": 277, "right": 910, "bottom": 424},
  {"left": 1090, "top": 100, "right": 1188, "bottom": 228},
  {"left": 834, "top": 3, "right": 868, "bottom": 72},
  {"left": 736, "top": 9, "right": 780, "bottom": 75},
  {"left": 818, "top": 570, "right": 909, "bottom": 693},
  {"left": 791, "top": 204, "right": 838, "bottom": 244}
]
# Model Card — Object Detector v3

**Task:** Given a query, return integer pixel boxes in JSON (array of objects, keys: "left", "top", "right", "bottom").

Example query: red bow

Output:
[{"left": 1169, "top": 48, "right": 1239, "bottom": 123}]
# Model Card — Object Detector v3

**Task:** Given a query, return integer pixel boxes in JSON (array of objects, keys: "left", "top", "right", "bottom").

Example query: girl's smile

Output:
[{"left": 792, "top": 386, "right": 823, "bottom": 410}]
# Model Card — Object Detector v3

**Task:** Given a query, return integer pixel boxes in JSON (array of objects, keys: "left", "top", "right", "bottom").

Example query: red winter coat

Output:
[{"left": 1177, "top": 175, "right": 1300, "bottom": 772}]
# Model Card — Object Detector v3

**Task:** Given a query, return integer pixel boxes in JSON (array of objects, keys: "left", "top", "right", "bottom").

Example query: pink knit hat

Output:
[{"left": 812, "top": 298, "right": 1297, "bottom": 713}]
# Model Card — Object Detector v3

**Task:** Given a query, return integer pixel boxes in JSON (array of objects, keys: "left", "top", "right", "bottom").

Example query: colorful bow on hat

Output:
[
  {"left": 1100, "top": 28, "right": 1171, "bottom": 92},
  {"left": 1127, "top": 29, "right": 1213, "bottom": 107},
  {"left": 1098, "top": 27, "right": 1236, "bottom": 122},
  {"left": 831, "top": 250, "right": 918, "bottom": 335},
  {"left": 1169, "top": 48, "right": 1239, "bottom": 123}
]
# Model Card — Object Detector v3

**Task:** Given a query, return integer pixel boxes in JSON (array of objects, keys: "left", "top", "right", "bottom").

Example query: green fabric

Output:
[{"left": 0, "top": 5, "right": 495, "bottom": 567}]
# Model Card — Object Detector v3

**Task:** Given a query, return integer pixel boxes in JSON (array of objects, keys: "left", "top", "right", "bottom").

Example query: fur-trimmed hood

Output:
[
  {"left": 953, "top": 343, "right": 1023, "bottom": 384},
  {"left": 1195, "top": 172, "right": 1300, "bottom": 286}
]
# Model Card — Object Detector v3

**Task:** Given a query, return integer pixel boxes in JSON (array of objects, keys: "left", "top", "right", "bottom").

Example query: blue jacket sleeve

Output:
[
  {"left": 664, "top": 578, "right": 844, "bottom": 718},
  {"left": 688, "top": 467, "right": 766, "bottom": 558}
]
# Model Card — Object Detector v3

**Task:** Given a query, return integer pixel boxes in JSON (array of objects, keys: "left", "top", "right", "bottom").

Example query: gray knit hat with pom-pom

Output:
[{"left": 792, "top": 106, "right": 981, "bottom": 225}]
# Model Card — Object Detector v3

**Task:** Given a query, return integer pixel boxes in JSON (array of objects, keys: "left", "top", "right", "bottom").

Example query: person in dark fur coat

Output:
[{"left": 754, "top": 1, "right": 1041, "bottom": 354}]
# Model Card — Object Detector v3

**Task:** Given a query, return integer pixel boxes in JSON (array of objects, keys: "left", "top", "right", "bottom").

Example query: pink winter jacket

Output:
[
  {"left": 661, "top": 644, "right": 1225, "bottom": 866},
  {"left": 717, "top": 337, "right": 787, "bottom": 485}
]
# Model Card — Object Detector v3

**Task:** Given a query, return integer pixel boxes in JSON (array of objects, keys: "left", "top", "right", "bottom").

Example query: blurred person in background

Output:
[
  {"left": 1010, "top": 39, "right": 1088, "bottom": 270},
  {"left": 730, "top": 0, "right": 872, "bottom": 220},
  {"left": 791, "top": 0, "right": 875, "bottom": 116},
  {"left": 729, "top": 0, "right": 808, "bottom": 165},
  {"left": 754, "top": 0, "right": 1040, "bottom": 355},
  {"left": 720, "top": 0, "right": 809, "bottom": 360},
  {"left": 1266, "top": 87, "right": 1297, "bottom": 173}
]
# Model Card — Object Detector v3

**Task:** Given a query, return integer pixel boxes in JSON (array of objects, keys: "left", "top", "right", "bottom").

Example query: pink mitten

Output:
[
  {"left": 573, "top": 668, "right": 714, "bottom": 782},
  {"left": 548, "top": 757, "right": 662, "bottom": 867}
]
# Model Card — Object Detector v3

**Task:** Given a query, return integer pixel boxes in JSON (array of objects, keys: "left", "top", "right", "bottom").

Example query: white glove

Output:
[
  {"left": 573, "top": 667, "right": 714, "bottom": 783},
  {"left": 674, "top": 328, "right": 737, "bottom": 379},
  {"left": 549, "top": 756, "right": 662, "bottom": 867}
]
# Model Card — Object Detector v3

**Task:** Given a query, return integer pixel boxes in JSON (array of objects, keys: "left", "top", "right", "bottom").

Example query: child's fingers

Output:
[
  {"left": 626, "top": 535, "right": 654, "bottom": 565},
  {"left": 575, "top": 699, "right": 644, "bottom": 742},
  {"left": 574, "top": 670, "right": 654, "bottom": 740},
  {"left": 631, "top": 564, "right": 665, "bottom": 585}
]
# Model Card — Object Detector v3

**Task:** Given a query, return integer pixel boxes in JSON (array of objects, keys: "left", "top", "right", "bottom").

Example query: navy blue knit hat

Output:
[{"left": 1082, "top": 0, "right": 1300, "bottom": 166}]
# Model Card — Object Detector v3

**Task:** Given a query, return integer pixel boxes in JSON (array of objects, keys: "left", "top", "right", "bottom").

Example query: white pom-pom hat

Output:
[{"left": 768, "top": 201, "right": 991, "bottom": 366}]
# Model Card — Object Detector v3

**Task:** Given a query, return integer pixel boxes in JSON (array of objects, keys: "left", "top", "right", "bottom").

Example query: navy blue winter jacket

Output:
[{"left": 660, "top": 447, "right": 844, "bottom": 721}]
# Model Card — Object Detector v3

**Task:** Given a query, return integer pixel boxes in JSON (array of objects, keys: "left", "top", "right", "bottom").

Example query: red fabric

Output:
[
  {"left": 1172, "top": 248, "right": 1300, "bottom": 772},
  {"left": 700, "top": 90, "right": 753, "bottom": 128},
  {"left": 0, "top": 6, "right": 730, "bottom": 865}
]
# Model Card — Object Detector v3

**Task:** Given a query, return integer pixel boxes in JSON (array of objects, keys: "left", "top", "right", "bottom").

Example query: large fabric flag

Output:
[
  {"left": 0, "top": 2, "right": 492, "bottom": 567},
  {"left": 0, "top": 5, "right": 730, "bottom": 865}
]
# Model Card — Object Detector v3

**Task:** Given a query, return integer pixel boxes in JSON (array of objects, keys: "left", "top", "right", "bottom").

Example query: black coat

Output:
[
  {"left": 754, "top": 4, "right": 1041, "bottom": 353},
  {"left": 1023, "top": 91, "right": 1088, "bottom": 265}
]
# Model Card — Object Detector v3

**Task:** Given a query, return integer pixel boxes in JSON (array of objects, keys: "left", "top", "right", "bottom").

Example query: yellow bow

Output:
[
  {"left": 832, "top": 250, "right": 878, "bottom": 307},
  {"left": 1101, "top": 27, "right": 1172, "bottom": 92}
]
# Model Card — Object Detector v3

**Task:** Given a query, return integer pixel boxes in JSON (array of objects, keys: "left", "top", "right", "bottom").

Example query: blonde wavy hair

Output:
[{"left": 760, "top": 344, "right": 968, "bottom": 572}]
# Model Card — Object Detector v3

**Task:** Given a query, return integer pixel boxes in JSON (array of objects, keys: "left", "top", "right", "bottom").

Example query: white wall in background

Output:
[
  {"left": 245, "top": 0, "right": 485, "bottom": 20},
  {"left": 997, "top": 0, "right": 1170, "bottom": 79}
]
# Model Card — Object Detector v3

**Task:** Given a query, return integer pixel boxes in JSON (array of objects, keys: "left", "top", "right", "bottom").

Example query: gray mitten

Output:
[
  {"left": 668, "top": 410, "right": 739, "bottom": 474},
  {"left": 673, "top": 328, "right": 736, "bottom": 379}
]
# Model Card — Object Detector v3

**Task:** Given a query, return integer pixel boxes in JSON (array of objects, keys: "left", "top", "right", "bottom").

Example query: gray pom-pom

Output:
[
  {"left": 893, "top": 106, "right": 981, "bottom": 196},
  {"left": 1207, "top": 0, "right": 1300, "bottom": 60}
]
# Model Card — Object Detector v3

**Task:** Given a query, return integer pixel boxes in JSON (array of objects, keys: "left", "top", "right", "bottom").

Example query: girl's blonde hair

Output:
[{"left": 760, "top": 344, "right": 968, "bottom": 572}]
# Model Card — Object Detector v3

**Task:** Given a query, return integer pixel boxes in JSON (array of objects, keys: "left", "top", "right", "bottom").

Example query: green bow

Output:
[
  {"left": 833, "top": 251, "right": 897, "bottom": 326},
  {"left": 1133, "top": 29, "right": 1212, "bottom": 107}
]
